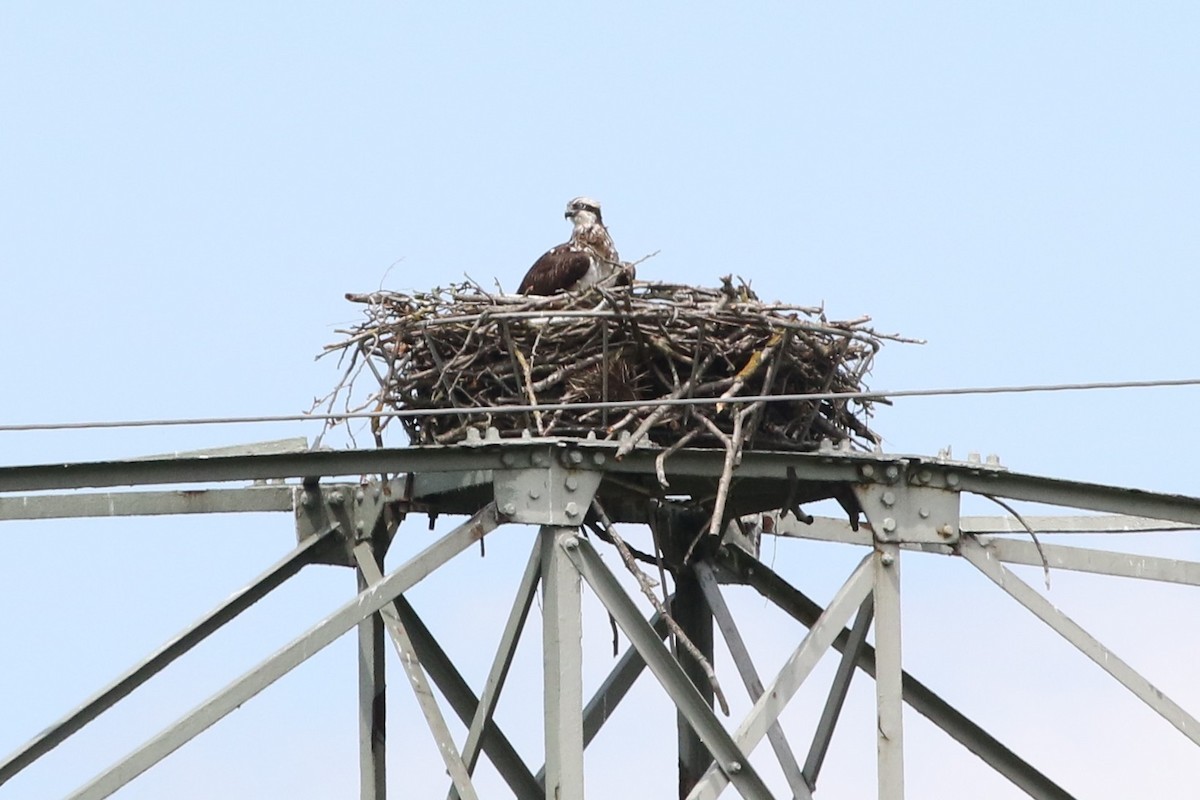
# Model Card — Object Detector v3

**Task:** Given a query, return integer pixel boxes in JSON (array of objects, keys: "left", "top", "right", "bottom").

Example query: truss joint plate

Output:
[{"left": 854, "top": 482, "right": 961, "bottom": 544}]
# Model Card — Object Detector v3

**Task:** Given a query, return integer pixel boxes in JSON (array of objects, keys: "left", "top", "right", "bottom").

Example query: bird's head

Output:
[{"left": 564, "top": 196, "right": 603, "bottom": 227}]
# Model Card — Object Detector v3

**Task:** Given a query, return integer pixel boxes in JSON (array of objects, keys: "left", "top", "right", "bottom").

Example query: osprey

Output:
[{"left": 518, "top": 197, "right": 630, "bottom": 295}]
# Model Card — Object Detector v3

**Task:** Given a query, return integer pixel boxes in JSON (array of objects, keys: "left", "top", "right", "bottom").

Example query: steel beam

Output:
[
  {"left": 689, "top": 556, "right": 875, "bottom": 800},
  {"left": 0, "top": 485, "right": 294, "bottom": 521},
  {"left": 873, "top": 544, "right": 904, "bottom": 800},
  {"left": 675, "top": 565, "right": 716, "bottom": 799},
  {"left": 5, "top": 445, "right": 1200, "bottom": 527},
  {"left": 0, "top": 525, "right": 336, "bottom": 787},
  {"left": 765, "top": 513, "right": 1200, "bottom": 586},
  {"left": 540, "top": 526, "right": 585, "bottom": 800},
  {"left": 961, "top": 536, "right": 1200, "bottom": 747},
  {"left": 356, "top": 546, "right": 388, "bottom": 800},
  {"left": 354, "top": 543, "right": 479, "bottom": 800},
  {"left": 564, "top": 539, "right": 776, "bottom": 800},
  {"left": 955, "top": 471, "right": 1200, "bottom": 525},
  {"left": 803, "top": 594, "right": 874, "bottom": 789},
  {"left": 717, "top": 547, "right": 1076, "bottom": 800},
  {"left": 962, "top": 515, "right": 1196, "bottom": 534},
  {"left": 694, "top": 563, "right": 810, "bottom": 800},
  {"left": 450, "top": 540, "right": 542, "bottom": 800},
  {"left": 533, "top": 609, "right": 671, "bottom": 787},
  {"left": 64, "top": 505, "right": 497, "bottom": 800},
  {"left": 979, "top": 536, "right": 1200, "bottom": 586},
  {"left": 390, "top": 596, "right": 543, "bottom": 800}
]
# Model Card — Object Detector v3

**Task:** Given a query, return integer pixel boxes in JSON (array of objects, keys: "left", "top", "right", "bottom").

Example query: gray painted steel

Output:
[
  {"left": 0, "top": 525, "right": 335, "bottom": 787},
  {"left": 64, "top": 507, "right": 496, "bottom": 800},
  {"left": 0, "top": 485, "right": 294, "bottom": 520},
  {"left": 694, "top": 563, "right": 811, "bottom": 800},
  {"left": 540, "top": 527, "right": 586, "bottom": 800},
  {"left": 803, "top": 594, "right": 874, "bottom": 789},
  {"left": 533, "top": 608, "right": 671, "bottom": 788},
  {"left": 389, "top": 596, "right": 543, "bottom": 800},
  {"left": 688, "top": 557, "right": 874, "bottom": 800},
  {"left": 356, "top": 549, "right": 388, "bottom": 800},
  {"left": 566, "top": 539, "right": 777, "bottom": 800},
  {"left": 4, "top": 444, "right": 1198, "bottom": 530},
  {"left": 873, "top": 544, "right": 905, "bottom": 800},
  {"left": 675, "top": 560, "right": 717, "bottom": 799},
  {"left": 720, "top": 548, "right": 1077, "bottom": 800},
  {"left": 5, "top": 437, "right": 1199, "bottom": 798},
  {"left": 980, "top": 536, "right": 1200, "bottom": 586},
  {"left": 962, "top": 537, "right": 1200, "bottom": 746},
  {"left": 450, "top": 539, "right": 542, "bottom": 800},
  {"left": 354, "top": 543, "right": 480, "bottom": 800}
]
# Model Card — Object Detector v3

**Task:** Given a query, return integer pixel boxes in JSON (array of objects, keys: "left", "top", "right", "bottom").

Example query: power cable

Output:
[{"left": 2, "top": 377, "right": 1198, "bottom": 434}]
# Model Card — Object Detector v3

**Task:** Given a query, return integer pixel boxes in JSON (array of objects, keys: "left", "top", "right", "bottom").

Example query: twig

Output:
[
  {"left": 592, "top": 500, "right": 730, "bottom": 716},
  {"left": 981, "top": 494, "right": 1052, "bottom": 589},
  {"left": 655, "top": 430, "right": 700, "bottom": 489}
]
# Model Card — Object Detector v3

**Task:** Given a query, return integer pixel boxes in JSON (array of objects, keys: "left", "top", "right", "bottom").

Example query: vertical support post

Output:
[
  {"left": 358, "top": 544, "right": 387, "bottom": 800},
  {"left": 541, "top": 526, "right": 584, "bottom": 799},
  {"left": 674, "top": 567, "right": 714, "bottom": 799},
  {"left": 874, "top": 543, "right": 904, "bottom": 800}
]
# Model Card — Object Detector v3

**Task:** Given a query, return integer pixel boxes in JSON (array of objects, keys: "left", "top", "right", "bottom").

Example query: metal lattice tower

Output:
[{"left": 1, "top": 434, "right": 1198, "bottom": 799}]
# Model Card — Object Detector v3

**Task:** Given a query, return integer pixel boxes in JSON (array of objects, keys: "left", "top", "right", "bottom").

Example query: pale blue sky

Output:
[{"left": 2, "top": 4, "right": 1198, "bottom": 798}]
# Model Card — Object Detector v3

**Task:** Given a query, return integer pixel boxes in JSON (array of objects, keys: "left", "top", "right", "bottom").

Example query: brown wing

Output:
[{"left": 518, "top": 245, "right": 592, "bottom": 295}]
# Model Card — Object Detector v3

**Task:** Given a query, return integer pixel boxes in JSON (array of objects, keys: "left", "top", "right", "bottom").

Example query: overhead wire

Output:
[{"left": 2, "top": 377, "right": 1198, "bottom": 434}]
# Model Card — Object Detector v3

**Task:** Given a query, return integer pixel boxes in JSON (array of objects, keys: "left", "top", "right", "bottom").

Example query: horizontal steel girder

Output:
[{"left": 2, "top": 442, "right": 1199, "bottom": 526}]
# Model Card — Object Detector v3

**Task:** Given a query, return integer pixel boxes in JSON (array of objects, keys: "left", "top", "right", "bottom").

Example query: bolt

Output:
[
  {"left": 592, "top": 452, "right": 606, "bottom": 465},
  {"left": 373, "top": 486, "right": 381, "bottom": 500},
  {"left": 882, "top": 517, "right": 896, "bottom": 532},
  {"left": 946, "top": 472, "right": 960, "bottom": 488},
  {"left": 301, "top": 491, "right": 317, "bottom": 508},
  {"left": 355, "top": 489, "right": 365, "bottom": 504},
  {"left": 355, "top": 520, "right": 364, "bottom": 533},
  {"left": 885, "top": 465, "right": 900, "bottom": 480},
  {"left": 532, "top": 453, "right": 548, "bottom": 467},
  {"left": 861, "top": 464, "right": 875, "bottom": 479},
  {"left": 500, "top": 452, "right": 515, "bottom": 467},
  {"left": 565, "top": 501, "right": 580, "bottom": 517},
  {"left": 881, "top": 553, "right": 896, "bottom": 567},
  {"left": 918, "top": 469, "right": 932, "bottom": 485},
  {"left": 529, "top": 488, "right": 541, "bottom": 500},
  {"left": 881, "top": 490, "right": 895, "bottom": 507},
  {"left": 565, "top": 476, "right": 579, "bottom": 491},
  {"left": 502, "top": 502, "right": 516, "bottom": 516},
  {"left": 938, "top": 524, "right": 954, "bottom": 538},
  {"left": 328, "top": 491, "right": 345, "bottom": 506},
  {"left": 562, "top": 536, "right": 579, "bottom": 550},
  {"left": 568, "top": 450, "right": 584, "bottom": 465},
  {"left": 918, "top": 507, "right": 930, "bottom": 519},
  {"left": 727, "top": 761, "right": 743, "bottom": 775}
]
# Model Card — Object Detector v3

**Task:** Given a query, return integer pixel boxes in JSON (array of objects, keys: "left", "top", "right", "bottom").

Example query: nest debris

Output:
[{"left": 316, "top": 277, "right": 915, "bottom": 462}]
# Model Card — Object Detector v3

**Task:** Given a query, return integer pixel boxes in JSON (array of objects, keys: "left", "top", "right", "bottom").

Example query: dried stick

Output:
[
  {"left": 500, "top": 321, "right": 543, "bottom": 434},
  {"left": 655, "top": 430, "right": 700, "bottom": 489},
  {"left": 981, "top": 494, "right": 1052, "bottom": 589},
  {"left": 614, "top": 349, "right": 718, "bottom": 458},
  {"left": 591, "top": 500, "right": 730, "bottom": 715}
]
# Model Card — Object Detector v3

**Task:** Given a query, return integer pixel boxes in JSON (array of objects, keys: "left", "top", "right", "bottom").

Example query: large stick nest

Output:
[{"left": 317, "top": 278, "right": 915, "bottom": 452}]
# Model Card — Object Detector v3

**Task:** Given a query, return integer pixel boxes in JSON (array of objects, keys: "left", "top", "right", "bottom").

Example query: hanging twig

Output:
[
  {"left": 981, "top": 494, "right": 1053, "bottom": 589},
  {"left": 592, "top": 500, "right": 730, "bottom": 716}
]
